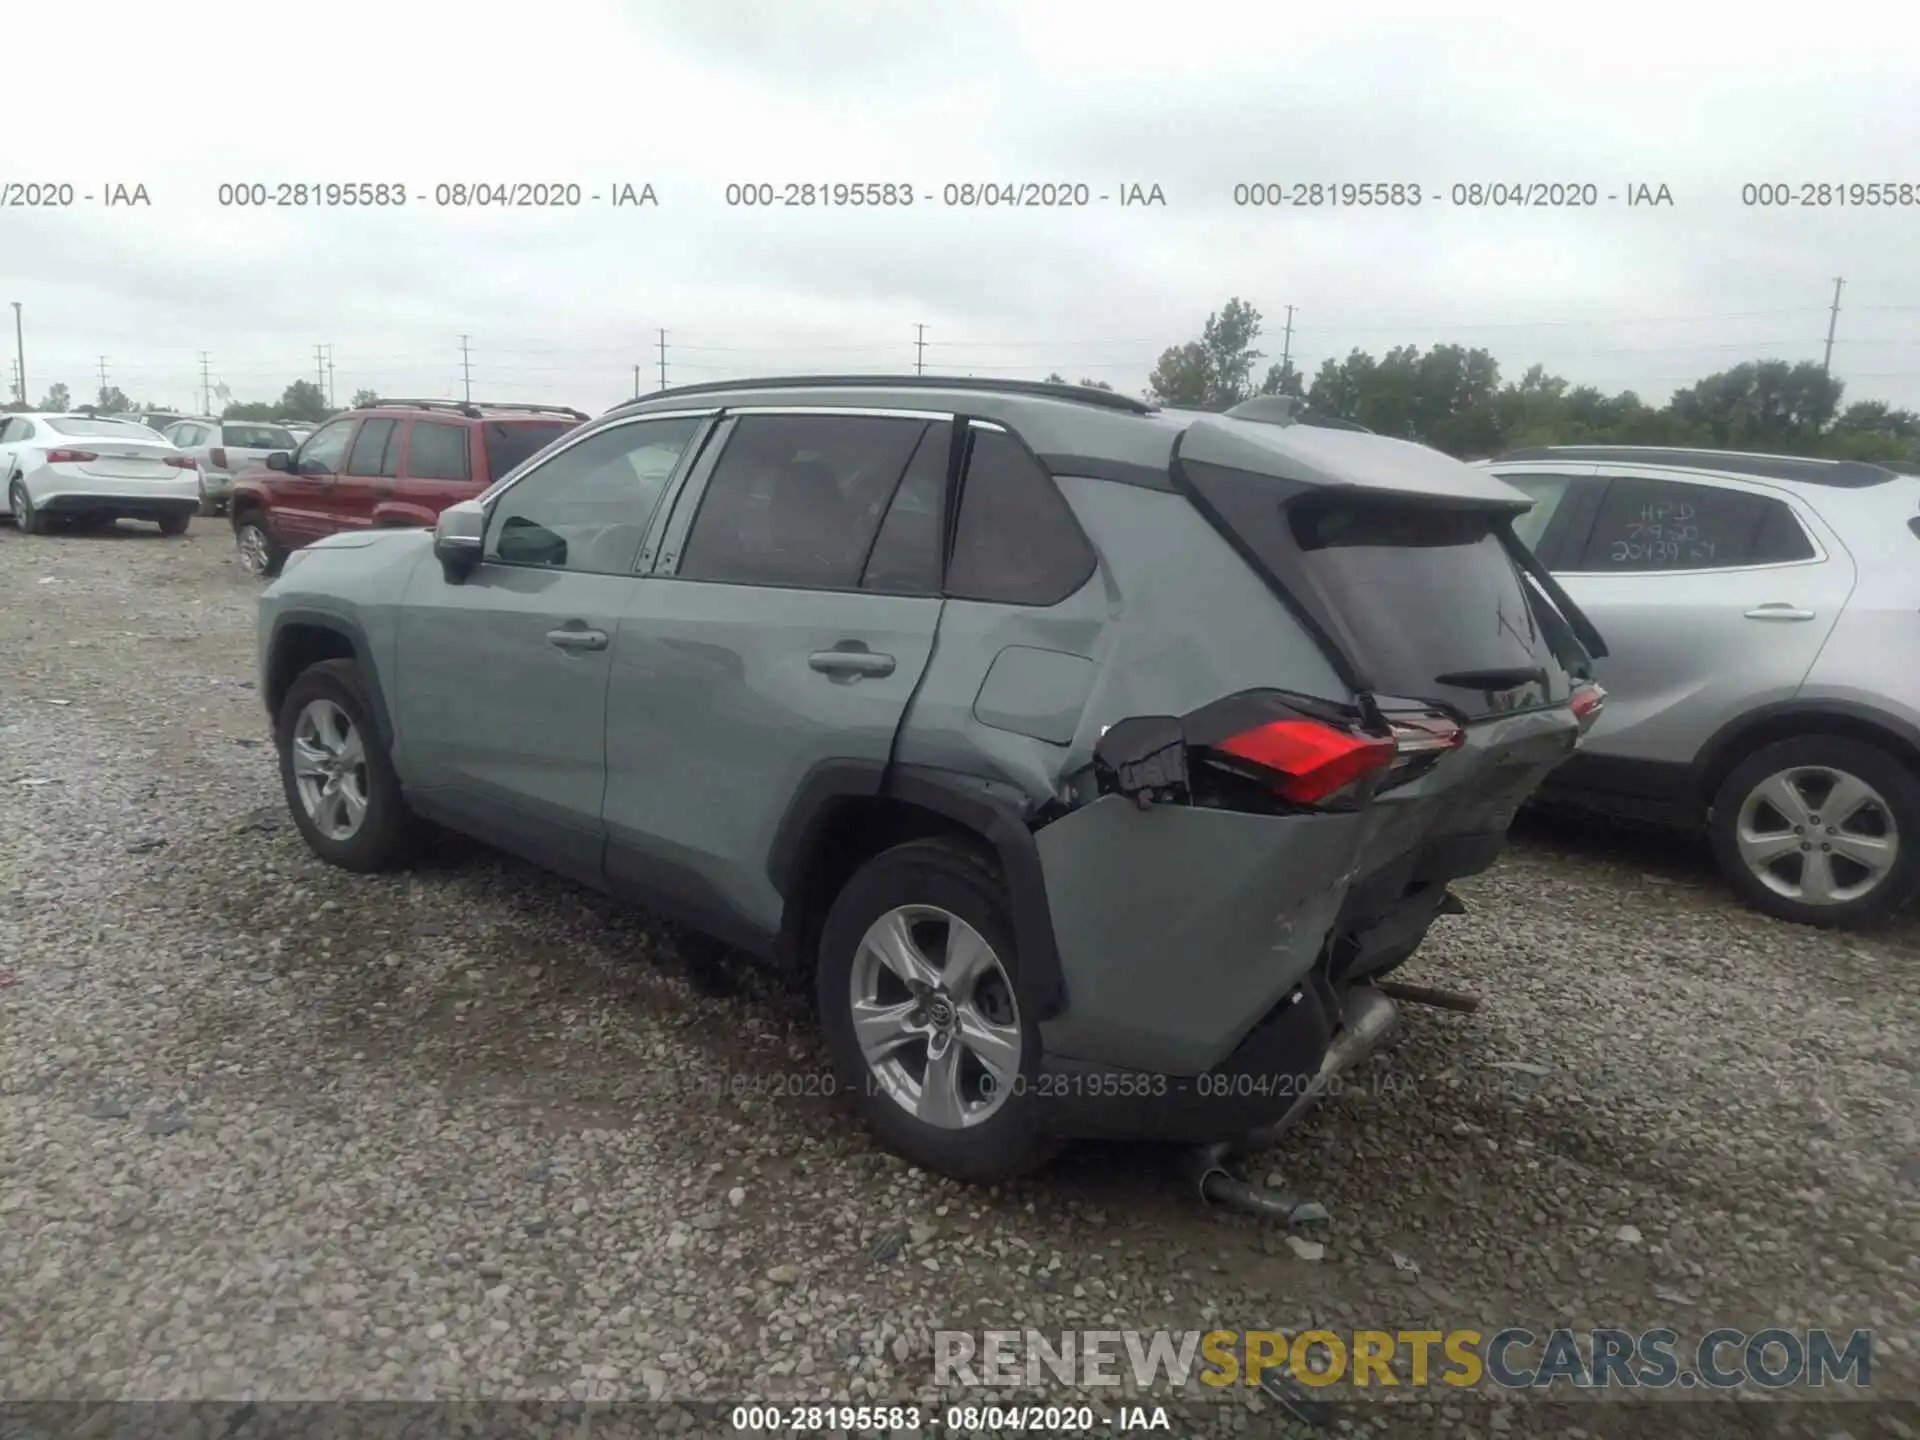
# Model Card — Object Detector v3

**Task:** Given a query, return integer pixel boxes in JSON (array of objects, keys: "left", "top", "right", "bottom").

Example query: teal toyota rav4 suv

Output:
[{"left": 255, "top": 377, "right": 1604, "bottom": 1181}]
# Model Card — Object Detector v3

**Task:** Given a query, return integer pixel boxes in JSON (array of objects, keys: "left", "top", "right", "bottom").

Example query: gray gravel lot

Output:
[{"left": 1, "top": 520, "right": 1916, "bottom": 1433}]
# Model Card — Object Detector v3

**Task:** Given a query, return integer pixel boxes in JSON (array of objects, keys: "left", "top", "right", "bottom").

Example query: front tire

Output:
[
  {"left": 276, "top": 659, "right": 416, "bottom": 873},
  {"left": 10, "top": 478, "right": 45, "bottom": 535},
  {"left": 817, "top": 839, "right": 1058, "bottom": 1182},
  {"left": 158, "top": 512, "right": 190, "bottom": 537},
  {"left": 1709, "top": 734, "right": 1920, "bottom": 928},
  {"left": 234, "top": 512, "right": 286, "bottom": 576}
]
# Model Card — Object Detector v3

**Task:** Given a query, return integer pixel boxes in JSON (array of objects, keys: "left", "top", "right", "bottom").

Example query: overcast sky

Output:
[{"left": 6, "top": 0, "right": 1918, "bottom": 417}]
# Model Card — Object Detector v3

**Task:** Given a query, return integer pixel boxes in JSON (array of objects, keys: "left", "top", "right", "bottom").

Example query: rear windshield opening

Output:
[
  {"left": 1288, "top": 496, "right": 1568, "bottom": 718},
  {"left": 222, "top": 425, "right": 295, "bottom": 450},
  {"left": 484, "top": 421, "right": 576, "bottom": 480}
]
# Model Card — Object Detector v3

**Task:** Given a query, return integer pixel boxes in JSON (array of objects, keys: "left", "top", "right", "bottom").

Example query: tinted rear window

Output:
[
  {"left": 483, "top": 421, "right": 575, "bottom": 482},
  {"left": 222, "top": 424, "right": 295, "bottom": 450},
  {"left": 44, "top": 417, "right": 162, "bottom": 439},
  {"left": 1289, "top": 497, "right": 1566, "bottom": 716}
]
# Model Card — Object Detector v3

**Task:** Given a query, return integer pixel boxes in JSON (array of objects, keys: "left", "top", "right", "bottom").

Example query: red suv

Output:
[{"left": 229, "top": 400, "right": 586, "bottom": 576}]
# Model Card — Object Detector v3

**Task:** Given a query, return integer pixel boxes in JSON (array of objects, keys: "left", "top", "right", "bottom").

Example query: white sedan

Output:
[{"left": 0, "top": 412, "right": 201, "bottom": 535}]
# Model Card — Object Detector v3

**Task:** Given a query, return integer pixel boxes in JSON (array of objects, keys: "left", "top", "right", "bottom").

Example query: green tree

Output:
[
  {"left": 1667, "top": 360, "right": 1842, "bottom": 451},
  {"left": 97, "top": 385, "right": 130, "bottom": 413},
  {"left": 38, "top": 382, "right": 71, "bottom": 412},
  {"left": 1147, "top": 297, "right": 1267, "bottom": 409},
  {"left": 276, "top": 379, "right": 333, "bottom": 423},
  {"left": 1259, "top": 361, "right": 1306, "bottom": 399},
  {"left": 351, "top": 388, "right": 380, "bottom": 408},
  {"left": 1043, "top": 373, "right": 1115, "bottom": 391},
  {"left": 221, "top": 400, "right": 278, "bottom": 421}
]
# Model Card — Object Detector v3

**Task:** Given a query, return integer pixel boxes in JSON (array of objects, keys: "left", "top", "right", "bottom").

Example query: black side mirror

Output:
[
  {"left": 433, "top": 499, "right": 486, "bottom": 583},
  {"left": 266, "top": 451, "right": 291, "bottom": 472}
]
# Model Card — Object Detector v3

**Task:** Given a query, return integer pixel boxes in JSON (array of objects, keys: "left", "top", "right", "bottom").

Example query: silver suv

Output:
[
  {"left": 1481, "top": 445, "right": 1920, "bottom": 928},
  {"left": 257, "top": 377, "right": 1600, "bottom": 1180}
]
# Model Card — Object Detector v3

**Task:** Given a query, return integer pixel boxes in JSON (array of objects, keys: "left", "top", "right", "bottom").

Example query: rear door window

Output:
[
  {"left": 1570, "top": 476, "right": 1816, "bottom": 571},
  {"left": 223, "top": 424, "right": 296, "bottom": 451},
  {"left": 860, "top": 421, "right": 951, "bottom": 594},
  {"left": 945, "top": 425, "right": 1096, "bottom": 606},
  {"left": 407, "top": 421, "right": 472, "bottom": 481},
  {"left": 344, "top": 418, "right": 401, "bottom": 477},
  {"left": 676, "top": 413, "right": 928, "bottom": 589}
]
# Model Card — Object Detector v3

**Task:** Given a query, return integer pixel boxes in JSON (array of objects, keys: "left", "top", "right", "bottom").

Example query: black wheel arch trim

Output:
[
  {"left": 767, "top": 758, "right": 1067, "bottom": 1022},
  {"left": 1693, "top": 699, "right": 1920, "bottom": 802},
  {"left": 265, "top": 607, "right": 395, "bottom": 755}
]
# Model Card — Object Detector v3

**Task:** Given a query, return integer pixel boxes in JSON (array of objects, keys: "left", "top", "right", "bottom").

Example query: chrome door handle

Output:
[
  {"left": 1743, "top": 605, "right": 1816, "bottom": 621},
  {"left": 547, "top": 627, "right": 609, "bottom": 652},
  {"left": 809, "top": 649, "right": 895, "bottom": 677}
]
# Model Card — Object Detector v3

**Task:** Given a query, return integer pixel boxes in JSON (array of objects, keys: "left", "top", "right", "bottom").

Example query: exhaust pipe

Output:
[{"left": 1234, "top": 985, "right": 1399, "bottom": 1157}]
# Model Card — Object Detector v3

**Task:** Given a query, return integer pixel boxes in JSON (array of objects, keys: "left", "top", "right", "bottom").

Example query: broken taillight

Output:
[
  {"left": 1213, "top": 719, "right": 1398, "bottom": 806},
  {"left": 1570, "top": 681, "right": 1607, "bottom": 735}
]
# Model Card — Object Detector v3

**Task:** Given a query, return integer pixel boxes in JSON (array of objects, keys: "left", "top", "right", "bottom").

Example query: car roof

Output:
[
  {"left": 1487, "top": 445, "right": 1902, "bottom": 489},
  {"left": 610, "top": 373, "right": 1531, "bottom": 505}
]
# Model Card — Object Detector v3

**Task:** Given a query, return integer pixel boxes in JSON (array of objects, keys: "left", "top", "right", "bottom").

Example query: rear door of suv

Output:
[
  {"left": 604, "top": 408, "right": 949, "bottom": 940},
  {"left": 396, "top": 417, "right": 482, "bottom": 520},
  {"left": 1493, "top": 463, "right": 1856, "bottom": 783}
]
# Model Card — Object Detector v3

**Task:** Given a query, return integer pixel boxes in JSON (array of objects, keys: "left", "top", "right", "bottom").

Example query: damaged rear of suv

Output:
[{"left": 257, "top": 376, "right": 1603, "bottom": 1184}]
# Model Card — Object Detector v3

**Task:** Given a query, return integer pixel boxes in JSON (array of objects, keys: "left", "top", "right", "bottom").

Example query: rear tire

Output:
[
  {"left": 10, "top": 478, "right": 45, "bottom": 535},
  {"left": 276, "top": 658, "right": 416, "bottom": 873},
  {"left": 817, "top": 838, "right": 1059, "bottom": 1182},
  {"left": 1709, "top": 734, "right": 1920, "bottom": 929},
  {"left": 234, "top": 512, "right": 286, "bottom": 576},
  {"left": 158, "top": 512, "right": 190, "bottom": 537}
]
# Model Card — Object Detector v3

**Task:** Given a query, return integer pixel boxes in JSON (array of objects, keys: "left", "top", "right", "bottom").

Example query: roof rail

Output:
[
  {"left": 358, "top": 398, "right": 483, "bottom": 419},
  {"left": 608, "top": 374, "right": 1157, "bottom": 417},
  {"left": 1489, "top": 444, "right": 1901, "bottom": 490},
  {"left": 467, "top": 402, "right": 590, "bottom": 421}
]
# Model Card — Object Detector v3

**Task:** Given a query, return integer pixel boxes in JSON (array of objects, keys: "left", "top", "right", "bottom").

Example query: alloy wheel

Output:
[
  {"left": 848, "top": 904, "right": 1022, "bottom": 1129},
  {"left": 290, "top": 698, "right": 370, "bottom": 842},
  {"left": 1734, "top": 765, "right": 1899, "bottom": 907},
  {"left": 237, "top": 524, "right": 271, "bottom": 575}
]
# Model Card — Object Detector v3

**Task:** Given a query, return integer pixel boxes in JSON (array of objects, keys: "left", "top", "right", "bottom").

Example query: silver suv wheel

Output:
[
  {"left": 849, "top": 904, "right": 1022, "bottom": 1130},
  {"left": 289, "top": 698, "right": 370, "bottom": 842},
  {"left": 1734, "top": 764, "right": 1898, "bottom": 906}
]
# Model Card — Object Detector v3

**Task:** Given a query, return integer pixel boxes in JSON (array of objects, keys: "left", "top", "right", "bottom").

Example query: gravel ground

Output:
[{"left": 1, "top": 520, "right": 1916, "bottom": 1435}]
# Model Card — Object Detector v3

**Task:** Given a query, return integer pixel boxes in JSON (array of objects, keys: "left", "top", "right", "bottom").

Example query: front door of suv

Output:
[
  {"left": 1503, "top": 465, "right": 1856, "bottom": 784},
  {"left": 268, "top": 416, "right": 357, "bottom": 544},
  {"left": 391, "top": 412, "right": 711, "bottom": 887},
  {"left": 604, "top": 410, "right": 950, "bottom": 940}
]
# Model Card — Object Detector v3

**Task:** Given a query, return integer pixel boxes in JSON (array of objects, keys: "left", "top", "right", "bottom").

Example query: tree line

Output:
[
  {"left": 4, "top": 380, "right": 381, "bottom": 424},
  {"left": 1126, "top": 297, "right": 1919, "bottom": 465}
]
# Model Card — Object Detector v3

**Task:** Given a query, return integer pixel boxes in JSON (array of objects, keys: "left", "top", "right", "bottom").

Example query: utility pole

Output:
[
  {"left": 1822, "top": 277, "right": 1845, "bottom": 377},
  {"left": 10, "top": 302, "right": 22, "bottom": 406},
  {"left": 199, "top": 352, "right": 213, "bottom": 415},
  {"left": 459, "top": 334, "right": 473, "bottom": 404},
  {"left": 326, "top": 346, "right": 336, "bottom": 408},
  {"left": 915, "top": 323, "right": 927, "bottom": 375},
  {"left": 633, "top": 364, "right": 641, "bottom": 399},
  {"left": 1280, "top": 304, "right": 1296, "bottom": 380},
  {"left": 97, "top": 356, "right": 109, "bottom": 405},
  {"left": 314, "top": 343, "right": 327, "bottom": 394},
  {"left": 657, "top": 328, "right": 667, "bottom": 390}
]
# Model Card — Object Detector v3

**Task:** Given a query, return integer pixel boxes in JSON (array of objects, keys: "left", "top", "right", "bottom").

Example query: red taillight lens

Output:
[
  {"left": 1214, "top": 719, "right": 1398, "bottom": 805},
  {"left": 165, "top": 455, "right": 198, "bottom": 470},
  {"left": 44, "top": 448, "right": 98, "bottom": 464},
  {"left": 1570, "top": 683, "right": 1607, "bottom": 721},
  {"left": 208, "top": 447, "right": 228, "bottom": 470}
]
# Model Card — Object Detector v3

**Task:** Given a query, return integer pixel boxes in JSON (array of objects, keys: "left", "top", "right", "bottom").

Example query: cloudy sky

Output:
[{"left": 5, "top": 0, "right": 1918, "bottom": 417}]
